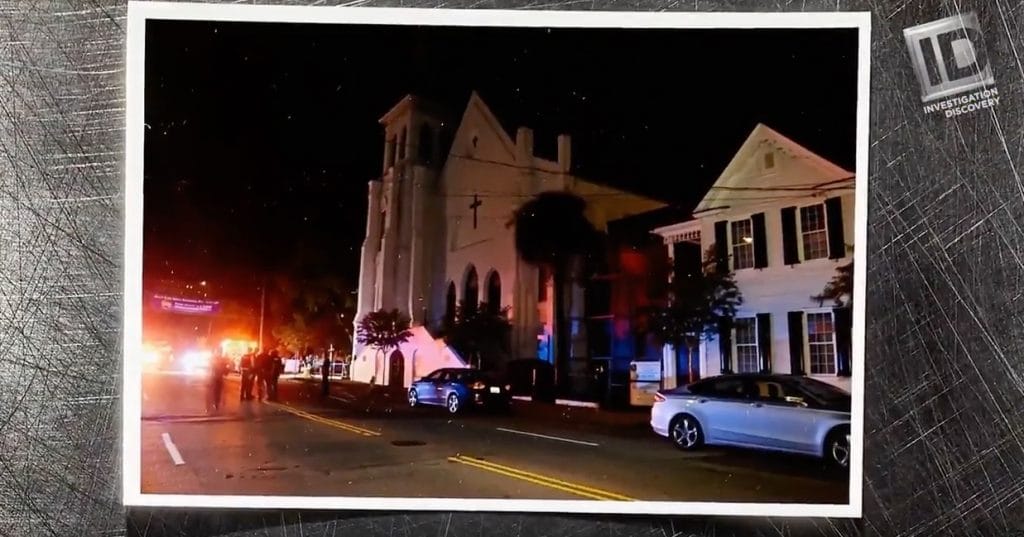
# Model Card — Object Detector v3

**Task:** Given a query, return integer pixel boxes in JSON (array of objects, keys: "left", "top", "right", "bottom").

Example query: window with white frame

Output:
[
  {"left": 733, "top": 317, "right": 760, "bottom": 373},
  {"left": 730, "top": 219, "right": 755, "bottom": 270},
  {"left": 806, "top": 311, "right": 837, "bottom": 375},
  {"left": 799, "top": 203, "right": 829, "bottom": 261}
]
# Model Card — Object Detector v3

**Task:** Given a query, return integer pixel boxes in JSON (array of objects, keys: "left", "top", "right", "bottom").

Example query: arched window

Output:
[
  {"left": 486, "top": 271, "right": 501, "bottom": 314},
  {"left": 464, "top": 265, "right": 479, "bottom": 313},
  {"left": 444, "top": 282, "right": 457, "bottom": 326},
  {"left": 419, "top": 123, "right": 434, "bottom": 164}
]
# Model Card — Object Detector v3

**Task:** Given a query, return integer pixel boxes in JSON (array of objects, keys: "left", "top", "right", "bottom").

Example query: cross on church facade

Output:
[{"left": 469, "top": 194, "right": 482, "bottom": 229}]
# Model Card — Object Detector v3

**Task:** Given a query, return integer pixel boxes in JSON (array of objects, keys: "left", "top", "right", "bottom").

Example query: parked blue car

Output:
[{"left": 408, "top": 368, "right": 512, "bottom": 414}]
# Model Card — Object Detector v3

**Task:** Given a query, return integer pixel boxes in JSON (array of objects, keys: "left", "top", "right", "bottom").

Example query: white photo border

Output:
[{"left": 123, "top": 1, "right": 871, "bottom": 518}]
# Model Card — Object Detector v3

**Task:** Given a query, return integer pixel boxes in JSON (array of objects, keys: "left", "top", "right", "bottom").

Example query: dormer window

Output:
[{"left": 763, "top": 151, "right": 775, "bottom": 170}]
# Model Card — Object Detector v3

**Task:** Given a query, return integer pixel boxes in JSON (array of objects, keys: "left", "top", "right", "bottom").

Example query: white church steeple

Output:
[{"left": 354, "top": 95, "right": 450, "bottom": 358}]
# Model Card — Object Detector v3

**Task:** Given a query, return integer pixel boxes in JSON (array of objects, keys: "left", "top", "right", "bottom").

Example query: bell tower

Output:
[{"left": 354, "top": 95, "right": 449, "bottom": 356}]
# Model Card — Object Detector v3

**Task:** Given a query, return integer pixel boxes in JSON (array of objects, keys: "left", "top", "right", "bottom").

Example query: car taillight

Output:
[
  {"left": 471, "top": 381, "right": 486, "bottom": 390},
  {"left": 654, "top": 393, "right": 666, "bottom": 403}
]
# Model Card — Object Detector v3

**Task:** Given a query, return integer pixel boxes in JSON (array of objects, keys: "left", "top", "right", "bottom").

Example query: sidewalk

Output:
[
  {"left": 284, "top": 376, "right": 650, "bottom": 433},
  {"left": 509, "top": 398, "right": 651, "bottom": 431}
]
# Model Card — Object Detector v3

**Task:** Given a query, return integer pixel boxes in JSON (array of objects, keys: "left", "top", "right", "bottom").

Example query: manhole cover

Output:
[{"left": 391, "top": 440, "right": 426, "bottom": 447}]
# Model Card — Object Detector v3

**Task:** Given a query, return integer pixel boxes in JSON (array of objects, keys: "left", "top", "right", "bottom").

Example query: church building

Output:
[{"left": 350, "top": 92, "right": 664, "bottom": 392}]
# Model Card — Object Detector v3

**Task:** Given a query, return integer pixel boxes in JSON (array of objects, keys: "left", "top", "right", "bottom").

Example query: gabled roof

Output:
[
  {"left": 694, "top": 123, "right": 854, "bottom": 214},
  {"left": 461, "top": 91, "right": 520, "bottom": 160}
]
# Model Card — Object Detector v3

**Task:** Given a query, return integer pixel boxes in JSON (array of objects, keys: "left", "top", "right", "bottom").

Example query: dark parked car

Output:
[
  {"left": 408, "top": 368, "right": 512, "bottom": 414},
  {"left": 502, "top": 358, "right": 556, "bottom": 401}
]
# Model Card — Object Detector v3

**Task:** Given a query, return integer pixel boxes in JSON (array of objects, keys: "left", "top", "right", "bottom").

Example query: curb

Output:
[{"left": 511, "top": 395, "right": 599, "bottom": 409}]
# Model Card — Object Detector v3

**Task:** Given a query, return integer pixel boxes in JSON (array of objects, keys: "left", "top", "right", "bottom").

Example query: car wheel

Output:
[
  {"left": 669, "top": 414, "right": 704, "bottom": 451},
  {"left": 825, "top": 427, "right": 851, "bottom": 470},
  {"left": 448, "top": 393, "right": 464, "bottom": 416},
  {"left": 408, "top": 389, "right": 419, "bottom": 407},
  {"left": 446, "top": 393, "right": 461, "bottom": 414}
]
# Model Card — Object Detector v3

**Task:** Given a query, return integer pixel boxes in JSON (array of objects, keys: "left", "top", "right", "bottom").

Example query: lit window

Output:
[
  {"left": 730, "top": 219, "right": 754, "bottom": 270},
  {"left": 800, "top": 204, "right": 828, "bottom": 260},
  {"left": 733, "top": 317, "right": 759, "bottom": 373},
  {"left": 806, "top": 312, "right": 836, "bottom": 375}
]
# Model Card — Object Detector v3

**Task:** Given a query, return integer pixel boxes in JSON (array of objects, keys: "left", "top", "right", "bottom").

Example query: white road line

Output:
[
  {"left": 161, "top": 433, "right": 186, "bottom": 466},
  {"left": 329, "top": 395, "right": 355, "bottom": 403},
  {"left": 496, "top": 427, "right": 599, "bottom": 447}
]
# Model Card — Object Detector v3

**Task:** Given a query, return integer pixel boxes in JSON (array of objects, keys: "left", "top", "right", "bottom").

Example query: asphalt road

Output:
[{"left": 140, "top": 370, "right": 849, "bottom": 504}]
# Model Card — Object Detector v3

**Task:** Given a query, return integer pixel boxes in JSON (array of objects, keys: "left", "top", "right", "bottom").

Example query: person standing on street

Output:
[
  {"left": 208, "top": 350, "right": 230, "bottom": 413},
  {"left": 321, "top": 352, "right": 331, "bottom": 398},
  {"left": 239, "top": 351, "right": 255, "bottom": 401},
  {"left": 255, "top": 350, "right": 269, "bottom": 402},
  {"left": 268, "top": 349, "right": 283, "bottom": 401}
]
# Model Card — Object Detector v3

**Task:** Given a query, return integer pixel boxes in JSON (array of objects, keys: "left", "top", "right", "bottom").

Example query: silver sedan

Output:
[{"left": 650, "top": 374, "right": 851, "bottom": 469}]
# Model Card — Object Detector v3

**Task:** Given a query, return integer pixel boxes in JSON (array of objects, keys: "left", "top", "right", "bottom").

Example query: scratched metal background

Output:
[{"left": 1, "top": 0, "right": 1022, "bottom": 536}]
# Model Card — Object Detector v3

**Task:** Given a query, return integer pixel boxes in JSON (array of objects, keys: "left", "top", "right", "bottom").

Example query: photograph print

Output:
[{"left": 124, "top": 4, "right": 870, "bottom": 518}]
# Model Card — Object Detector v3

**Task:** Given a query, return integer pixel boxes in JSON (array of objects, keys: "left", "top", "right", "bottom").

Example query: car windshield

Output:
[{"left": 792, "top": 377, "right": 850, "bottom": 404}]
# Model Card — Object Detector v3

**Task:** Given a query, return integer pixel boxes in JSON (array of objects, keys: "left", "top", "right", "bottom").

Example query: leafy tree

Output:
[
  {"left": 644, "top": 245, "right": 743, "bottom": 384},
  {"left": 270, "top": 272, "right": 356, "bottom": 357},
  {"left": 356, "top": 308, "right": 412, "bottom": 384},
  {"left": 443, "top": 300, "right": 513, "bottom": 371},
  {"left": 508, "top": 191, "right": 602, "bottom": 392}
]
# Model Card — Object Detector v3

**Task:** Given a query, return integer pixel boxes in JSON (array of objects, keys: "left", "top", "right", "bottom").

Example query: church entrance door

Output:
[{"left": 388, "top": 351, "right": 405, "bottom": 388}]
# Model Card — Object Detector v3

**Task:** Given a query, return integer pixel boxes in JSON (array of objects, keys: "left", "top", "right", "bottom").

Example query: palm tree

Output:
[
  {"left": 356, "top": 308, "right": 412, "bottom": 385},
  {"left": 508, "top": 191, "right": 601, "bottom": 393},
  {"left": 645, "top": 245, "right": 742, "bottom": 384}
]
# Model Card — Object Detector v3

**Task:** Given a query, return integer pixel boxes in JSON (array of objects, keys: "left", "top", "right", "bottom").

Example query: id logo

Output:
[{"left": 903, "top": 12, "right": 999, "bottom": 117}]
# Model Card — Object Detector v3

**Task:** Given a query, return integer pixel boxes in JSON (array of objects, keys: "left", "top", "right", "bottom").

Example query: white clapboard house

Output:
[{"left": 653, "top": 123, "right": 854, "bottom": 393}]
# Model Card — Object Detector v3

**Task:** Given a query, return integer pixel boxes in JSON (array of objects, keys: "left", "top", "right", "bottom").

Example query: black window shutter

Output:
[
  {"left": 834, "top": 307, "right": 852, "bottom": 377},
  {"left": 752, "top": 213, "right": 768, "bottom": 269},
  {"left": 756, "top": 313, "right": 772, "bottom": 373},
  {"left": 825, "top": 197, "right": 846, "bottom": 259},
  {"left": 714, "top": 220, "right": 729, "bottom": 274},
  {"left": 780, "top": 207, "right": 800, "bottom": 265},
  {"left": 718, "top": 318, "right": 733, "bottom": 374},
  {"left": 787, "top": 311, "right": 805, "bottom": 375}
]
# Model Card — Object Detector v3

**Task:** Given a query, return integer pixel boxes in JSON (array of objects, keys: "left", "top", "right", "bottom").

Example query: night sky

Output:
[{"left": 143, "top": 19, "right": 859, "bottom": 299}]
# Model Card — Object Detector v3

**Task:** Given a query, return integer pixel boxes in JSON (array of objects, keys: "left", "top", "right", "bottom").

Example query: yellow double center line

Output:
[
  {"left": 448, "top": 455, "right": 634, "bottom": 501},
  {"left": 267, "top": 402, "right": 381, "bottom": 437}
]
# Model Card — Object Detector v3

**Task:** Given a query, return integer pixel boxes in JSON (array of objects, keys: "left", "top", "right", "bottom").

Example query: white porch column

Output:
[{"left": 662, "top": 344, "right": 677, "bottom": 390}]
